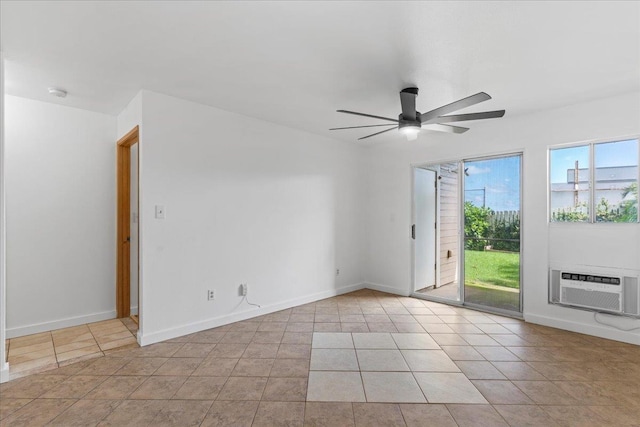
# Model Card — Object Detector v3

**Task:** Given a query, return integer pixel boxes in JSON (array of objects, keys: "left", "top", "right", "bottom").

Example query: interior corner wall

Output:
[
  {"left": 363, "top": 91, "right": 640, "bottom": 344},
  {"left": 5, "top": 96, "right": 117, "bottom": 337},
  {"left": 136, "top": 91, "right": 365, "bottom": 344}
]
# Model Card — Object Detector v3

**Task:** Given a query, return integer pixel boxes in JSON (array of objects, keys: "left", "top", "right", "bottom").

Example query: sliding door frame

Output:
[{"left": 411, "top": 152, "right": 524, "bottom": 318}]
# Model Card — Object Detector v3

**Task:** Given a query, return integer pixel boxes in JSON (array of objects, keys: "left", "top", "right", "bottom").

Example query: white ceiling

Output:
[{"left": 2, "top": 1, "right": 639, "bottom": 144}]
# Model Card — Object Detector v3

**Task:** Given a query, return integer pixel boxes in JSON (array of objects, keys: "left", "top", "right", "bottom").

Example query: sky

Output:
[
  {"left": 549, "top": 138, "right": 638, "bottom": 184},
  {"left": 464, "top": 156, "right": 521, "bottom": 211}
]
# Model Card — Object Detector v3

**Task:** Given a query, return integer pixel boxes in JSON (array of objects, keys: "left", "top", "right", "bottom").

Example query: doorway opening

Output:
[
  {"left": 413, "top": 162, "right": 461, "bottom": 302},
  {"left": 412, "top": 154, "right": 522, "bottom": 316},
  {"left": 116, "top": 126, "right": 140, "bottom": 325}
]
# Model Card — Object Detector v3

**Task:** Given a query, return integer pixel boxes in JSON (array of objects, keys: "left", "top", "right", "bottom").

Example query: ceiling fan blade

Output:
[
  {"left": 358, "top": 126, "right": 399, "bottom": 140},
  {"left": 436, "top": 110, "right": 505, "bottom": 124},
  {"left": 400, "top": 87, "right": 418, "bottom": 121},
  {"left": 329, "top": 124, "right": 398, "bottom": 131},
  {"left": 420, "top": 92, "right": 492, "bottom": 124},
  {"left": 422, "top": 123, "right": 469, "bottom": 134},
  {"left": 337, "top": 110, "right": 399, "bottom": 123}
]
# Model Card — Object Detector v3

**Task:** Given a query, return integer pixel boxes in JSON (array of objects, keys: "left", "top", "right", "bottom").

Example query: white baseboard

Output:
[
  {"left": 138, "top": 282, "right": 366, "bottom": 346},
  {"left": 362, "top": 281, "right": 410, "bottom": 297},
  {"left": 131, "top": 306, "right": 138, "bottom": 316},
  {"left": 525, "top": 313, "right": 640, "bottom": 345},
  {"left": 6, "top": 310, "right": 117, "bottom": 339},
  {"left": 0, "top": 362, "right": 9, "bottom": 384}
]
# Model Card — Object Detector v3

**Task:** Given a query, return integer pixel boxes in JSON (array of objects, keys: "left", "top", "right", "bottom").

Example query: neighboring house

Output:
[{"left": 550, "top": 165, "right": 638, "bottom": 211}]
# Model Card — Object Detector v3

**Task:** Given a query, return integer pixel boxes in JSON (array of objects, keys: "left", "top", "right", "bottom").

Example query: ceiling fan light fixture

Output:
[{"left": 399, "top": 123, "right": 421, "bottom": 136}]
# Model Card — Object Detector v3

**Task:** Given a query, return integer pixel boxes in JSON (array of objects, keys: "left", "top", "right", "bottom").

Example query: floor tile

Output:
[
  {"left": 474, "top": 346, "right": 520, "bottom": 361},
  {"left": 172, "top": 343, "right": 215, "bottom": 358},
  {"left": 341, "top": 323, "right": 370, "bottom": 332},
  {"left": 98, "top": 399, "right": 167, "bottom": 426},
  {"left": 252, "top": 401, "right": 305, "bottom": 427},
  {"left": 262, "top": 377, "right": 308, "bottom": 401},
  {"left": 460, "top": 334, "right": 501, "bottom": 346},
  {"left": 216, "top": 376, "right": 268, "bottom": 400},
  {"left": 231, "top": 358, "right": 274, "bottom": 377},
  {"left": 242, "top": 343, "right": 279, "bottom": 359},
  {"left": 512, "top": 381, "right": 578, "bottom": 405},
  {"left": 0, "top": 398, "right": 76, "bottom": 426},
  {"left": 304, "top": 402, "right": 355, "bottom": 427},
  {"left": 48, "top": 399, "right": 121, "bottom": 426},
  {"left": 129, "top": 375, "right": 187, "bottom": 399},
  {"left": 208, "top": 344, "right": 247, "bottom": 358},
  {"left": 491, "top": 361, "right": 546, "bottom": 380},
  {"left": 310, "top": 349, "right": 359, "bottom": 371},
  {"left": 472, "top": 380, "right": 534, "bottom": 404},
  {"left": 352, "top": 333, "right": 397, "bottom": 349},
  {"left": 192, "top": 357, "right": 238, "bottom": 376},
  {"left": 306, "top": 371, "right": 365, "bottom": 402},
  {"left": 391, "top": 333, "right": 439, "bottom": 349},
  {"left": 153, "top": 357, "right": 202, "bottom": 376},
  {"left": 352, "top": 403, "right": 406, "bottom": 427},
  {"left": 430, "top": 334, "right": 468, "bottom": 346},
  {"left": 150, "top": 399, "right": 212, "bottom": 426},
  {"left": 361, "top": 372, "right": 425, "bottom": 403},
  {"left": 399, "top": 403, "right": 457, "bottom": 427},
  {"left": 269, "top": 358, "right": 309, "bottom": 377},
  {"left": 447, "top": 404, "right": 509, "bottom": 427},
  {"left": 251, "top": 331, "right": 285, "bottom": 344},
  {"left": 401, "top": 350, "right": 460, "bottom": 372},
  {"left": 422, "top": 323, "right": 455, "bottom": 333},
  {"left": 41, "top": 374, "right": 107, "bottom": 398},
  {"left": 277, "top": 344, "right": 311, "bottom": 359},
  {"left": 173, "top": 376, "right": 227, "bottom": 400},
  {"left": 0, "top": 398, "right": 32, "bottom": 421},
  {"left": 440, "top": 345, "right": 485, "bottom": 361},
  {"left": 312, "top": 332, "right": 354, "bottom": 348},
  {"left": 413, "top": 373, "right": 487, "bottom": 404},
  {"left": 84, "top": 375, "right": 147, "bottom": 399},
  {"left": 201, "top": 400, "right": 259, "bottom": 427},
  {"left": 281, "top": 332, "right": 313, "bottom": 344},
  {"left": 541, "top": 405, "right": 607, "bottom": 427},
  {"left": 494, "top": 404, "right": 559, "bottom": 427},
  {"left": 356, "top": 349, "right": 409, "bottom": 371},
  {"left": 455, "top": 361, "right": 506, "bottom": 379}
]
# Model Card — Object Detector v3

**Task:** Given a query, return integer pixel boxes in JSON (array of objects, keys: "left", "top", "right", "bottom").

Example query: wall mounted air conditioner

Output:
[{"left": 549, "top": 266, "right": 640, "bottom": 317}]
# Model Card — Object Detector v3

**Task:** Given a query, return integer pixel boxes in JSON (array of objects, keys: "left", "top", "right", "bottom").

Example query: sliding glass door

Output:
[{"left": 463, "top": 154, "right": 521, "bottom": 313}]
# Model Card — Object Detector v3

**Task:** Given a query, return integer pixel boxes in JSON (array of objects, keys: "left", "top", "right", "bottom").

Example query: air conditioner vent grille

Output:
[{"left": 561, "top": 287, "right": 621, "bottom": 312}]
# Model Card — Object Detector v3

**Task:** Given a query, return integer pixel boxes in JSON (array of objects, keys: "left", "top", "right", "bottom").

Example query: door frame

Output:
[
  {"left": 411, "top": 152, "right": 524, "bottom": 317},
  {"left": 116, "top": 126, "right": 139, "bottom": 318},
  {"left": 411, "top": 165, "right": 441, "bottom": 293}
]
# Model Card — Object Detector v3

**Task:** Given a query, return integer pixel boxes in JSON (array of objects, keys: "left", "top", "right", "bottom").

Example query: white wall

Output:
[
  {"left": 1, "top": 52, "right": 9, "bottom": 382},
  {"left": 364, "top": 91, "right": 640, "bottom": 344},
  {"left": 5, "top": 96, "right": 117, "bottom": 337},
  {"left": 135, "top": 91, "right": 364, "bottom": 344}
]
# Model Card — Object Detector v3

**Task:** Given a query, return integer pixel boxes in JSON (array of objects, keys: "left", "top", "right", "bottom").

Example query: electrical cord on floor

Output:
[{"left": 594, "top": 312, "right": 640, "bottom": 331}]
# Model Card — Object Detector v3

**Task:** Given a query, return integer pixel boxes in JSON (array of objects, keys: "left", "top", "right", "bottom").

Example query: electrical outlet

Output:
[
  {"left": 241, "top": 283, "right": 248, "bottom": 296},
  {"left": 336, "top": 269, "right": 340, "bottom": 276},
  {"left": 207, "top": 290, "right": 215, "bottom": 301}
]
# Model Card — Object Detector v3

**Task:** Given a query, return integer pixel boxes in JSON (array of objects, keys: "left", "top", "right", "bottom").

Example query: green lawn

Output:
[{"left": 464, "top": 250, "right": 520, "bottom": 289}]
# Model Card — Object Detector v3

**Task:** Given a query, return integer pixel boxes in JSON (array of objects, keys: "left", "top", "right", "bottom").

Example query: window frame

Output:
[{"left": 548, "top": 135, "right": 640, "bottom": 225}]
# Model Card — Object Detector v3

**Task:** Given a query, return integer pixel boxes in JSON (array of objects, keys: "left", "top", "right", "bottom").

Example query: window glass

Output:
[
  {"left": 594, "top": 139, "right": 638, "bottom": 223},
  {"left": 550, "top": 145, "right": 590, "bottom": 222}
]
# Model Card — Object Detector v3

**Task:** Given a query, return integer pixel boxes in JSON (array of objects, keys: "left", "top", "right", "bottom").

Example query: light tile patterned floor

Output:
[
  {"left": 4, "top": 318, "right": 138, "bottom": 380},
  {"left": 1, "top": 289, "right": 640, "bottom": 426}
]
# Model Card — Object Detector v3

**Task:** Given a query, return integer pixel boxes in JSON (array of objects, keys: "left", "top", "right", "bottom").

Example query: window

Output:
[{"left": 550, "top": 138, "right": 638, "bottom": 223}]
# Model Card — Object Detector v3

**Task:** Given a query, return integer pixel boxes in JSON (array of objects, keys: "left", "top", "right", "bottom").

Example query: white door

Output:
[{"left": 414, "top": 168, "right": 437, "bottom": 291}]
